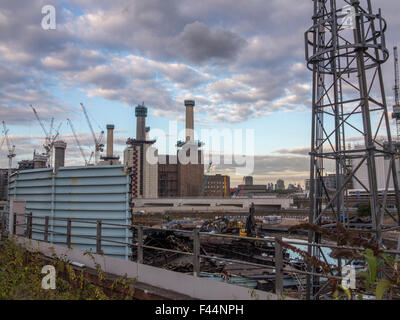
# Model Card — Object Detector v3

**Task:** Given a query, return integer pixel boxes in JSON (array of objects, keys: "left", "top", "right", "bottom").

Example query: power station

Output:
[{"left": 2, "top": 0, "right": 400, "bottom": 301}]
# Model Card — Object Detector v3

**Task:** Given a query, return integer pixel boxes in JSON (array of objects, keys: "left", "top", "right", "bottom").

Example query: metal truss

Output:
[{"left": 304, "top": 0, "right": 400, "bottom": 299}]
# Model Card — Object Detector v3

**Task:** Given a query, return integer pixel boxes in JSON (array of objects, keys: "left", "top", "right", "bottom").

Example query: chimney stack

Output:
[
  {"left": 33, "top": 154, "right": 47, "bottom": 169},
  {"left": 184, "top": 100, "right": 195, "bottom": 142},
  {"left": 53, "top": 140, "right": 67, "bottom": 171},
  {"left": 135, "top": 103, "right": 147, "bottom": 141},
  {"left": 106, "top": 124, "right": 115, "bottom": 157},
  {"left": 145, "top": 126, "right": 151, "bottom": 141}
]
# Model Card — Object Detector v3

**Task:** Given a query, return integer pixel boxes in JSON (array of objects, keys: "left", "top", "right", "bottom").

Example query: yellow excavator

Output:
[{"left": 240, "top": 203, "right": 256, "bottom": 237}]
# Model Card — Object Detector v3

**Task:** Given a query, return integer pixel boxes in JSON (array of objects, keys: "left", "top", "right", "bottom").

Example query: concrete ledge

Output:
[
  {"left": 14, "top": 236, "right": 287, "bottom": 300},
  {"left": 134, "top": 197, "right": 292, "bottom": 210}
]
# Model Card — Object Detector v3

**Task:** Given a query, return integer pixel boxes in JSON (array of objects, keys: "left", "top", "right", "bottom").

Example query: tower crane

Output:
[
  {"left": 2, "top": 121, "right": 16, "bottom": 178},
  {"left": 67, "top": 118, "right": 90, "bottom": 166},
  {"left": 0, "top": 135, "right": 6, "bottom": 153},
  {"left": 29, "top": 105, "right": 62, "bottom": 167},
  {"left": 80, "top": 103, "right": 104, "bottom": 165}
]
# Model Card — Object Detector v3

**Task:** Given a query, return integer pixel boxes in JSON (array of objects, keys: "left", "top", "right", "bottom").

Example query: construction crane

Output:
[
  {"left": 29, "top": 105, "right": 62, "bottom": 167},
  {"left": 67, "top": 118, "right": 91, "bottom": 166},
  {"left": 2, "top": 121, "right": 16, "bottom": 178},
  {"left": 393, "top": 46, "right": 400, "bottom": 141},
  {"left": 0, "top": 135, "right": 6, "bottom": 153},
  {"left": 80, "top": 103, "right": 104, "bottom": 165}
]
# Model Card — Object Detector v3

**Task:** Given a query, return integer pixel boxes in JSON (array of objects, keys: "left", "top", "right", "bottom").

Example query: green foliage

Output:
[
  {"left": 359, "top": 249, "right": 398, "bottom": 300},
  {"left": 360, "top": 249, "right": 379, "bottom": 291},
  {"left": 248, "top": 288, "right": 260, "bottom": 300},
  {"left": 286, "top": 222, "right": 400, "bottom": 299},
  {"left": 376, "top": 280, "right": 391, "bottom": 300},
  {"left": 0, "top": 239, "right": 135, "bottom": 300}
]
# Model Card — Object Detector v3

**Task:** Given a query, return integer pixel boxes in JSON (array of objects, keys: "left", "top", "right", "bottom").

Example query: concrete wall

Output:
[
  {"left": 8, "top": 166, "right": 131, "bottom": 260},
  {"left": 14, "top": 235, "right": 284, "bottom": 300},
  {"left": 134, "top": 197, "right": 292, "bottom": 209},
  {"left": 158, "top": 156, "right": 179, "bottom": 197},
  {"left": 177, "top": 149, "right": 204, "bottom": 197},
  {"left": 352, "top": 149, "right": 400, "bottom": 191},
  {"left": 125, "top": 145, "right": 158, "bottom": 199},
  {"left": 143, "top": 144, "right": 158, "bottom": 198}
]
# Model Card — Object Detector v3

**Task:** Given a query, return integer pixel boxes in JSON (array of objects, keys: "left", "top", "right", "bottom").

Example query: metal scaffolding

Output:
[
  {"left": 392, "top": 46, "right": 400, "bottom": 140},
  {"left": 305, "top": 0, "right": 400, "bottom": 299}
]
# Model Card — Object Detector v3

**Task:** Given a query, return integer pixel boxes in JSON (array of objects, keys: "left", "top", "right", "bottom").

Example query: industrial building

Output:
[
  {"left": 203, "top": 174, "right": 230, "bottom": 198},
  {"left": 275, "top": 179, "right": 285, "bottom": 191},
  {"left": 0, "top": 152, "right": 55, "bottom": 201},
  {"left": 0, "top": 169, "right": 17, "bottom": 201},
  {"left": 304, "top": 141, "right": 400, "bottom": 193},
  {"left": 158, "top": 100, "right": 204, "bottom": 198},
  {"left": 99, "top": 124, "right": 121, "bottom": 165},
  {"left": 351, "top": 142, "right": 400, "bottom": 191},
  {"left": 236, "top": 184, "right": 269, "bottom": 197},
  {"left": 8, "top": 165, "right": 131, "bottom": 260},
  {"left": 124, "top": 103, "right": 158, "bottom": 199},
  {"left": 158, "top": 155, "right": 179, "bottom": 197},
  {"left": 133, "top": 196, "right": 292, "bottom": 210},
  {"left": 244, "top": 176, "right": 253, "bottom": 186}
]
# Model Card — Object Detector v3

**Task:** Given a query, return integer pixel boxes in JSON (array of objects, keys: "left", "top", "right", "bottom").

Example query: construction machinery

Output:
[
  {"left": 29, "top": 105, "right": 61, "bottom": 167},
  {"left": 67, "top": 118, "right": 92, "bottom": 166},
  {"left": 1, "top": 121, "right": 16, "bottom": 178},
  {"left": 80, "top": 103, "right": 104, "bottom": 165},
  {"left": 240, "top": 202, "right": 256, "bottom": 238}
]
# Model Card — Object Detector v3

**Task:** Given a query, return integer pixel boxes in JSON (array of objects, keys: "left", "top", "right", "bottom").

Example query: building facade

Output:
[
  {"left": 124, "top": 104, "right": 158, "bottom": 199},
  {"left": 158, "top": 149, "right": 204, "bottom": 198},
  {"left": 158, "top": 100, "right": 205, "bottom": 198},
  {"left": 276, "top": 179, "right": 285, "bottom": 191},
  {"left": 204, "top": 174, "right": 230, "bottom": 198},
  {"left": 351, "top": 142, "right": 400, "bottom": 191},
  {"left": 8, "top": 165, "right": 132, "bottom": 260}
]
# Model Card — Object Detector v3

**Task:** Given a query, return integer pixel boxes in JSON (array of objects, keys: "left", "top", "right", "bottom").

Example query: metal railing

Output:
[{"left": 5, "top": 211, "right": 400, "bottom": 299}]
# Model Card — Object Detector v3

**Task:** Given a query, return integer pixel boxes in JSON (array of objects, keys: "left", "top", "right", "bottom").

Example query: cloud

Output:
[
  {"left": 171, "top": 21, "right": 246, "bottom": 64},
  {"left": 209, "top": 153, "right": 311, "bottom": 186},
  {"left": 41, "top": 46, "right": 106, "bottom": 72},
  {"left": 274, "top": 147, "right": 310, "bottom": 156},
  {"left": 1, "top": 0, "right": 399, "bottom": 172}
]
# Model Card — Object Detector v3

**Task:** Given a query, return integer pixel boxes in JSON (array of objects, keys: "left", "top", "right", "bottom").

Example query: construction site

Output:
[{"left": 1, "top": 0, "right": 400, "bottom": 301}]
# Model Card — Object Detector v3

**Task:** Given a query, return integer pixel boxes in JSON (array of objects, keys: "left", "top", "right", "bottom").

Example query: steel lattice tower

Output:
[
  {"left": 305, "top": 0, "right": 400, "bottom": 299},
  {"left": 392, "top": 46, "right": 400, "bottom": 140}
]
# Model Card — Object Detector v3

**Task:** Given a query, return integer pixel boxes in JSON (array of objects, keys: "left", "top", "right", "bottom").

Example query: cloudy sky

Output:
[{"left": 0, "top": 0, "right": 399, "bottom": 187}]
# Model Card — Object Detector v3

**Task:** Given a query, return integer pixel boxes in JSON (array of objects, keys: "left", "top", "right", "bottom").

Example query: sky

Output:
[{"left": 0, "top": 0, "right": 399, "bottom": 187}]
